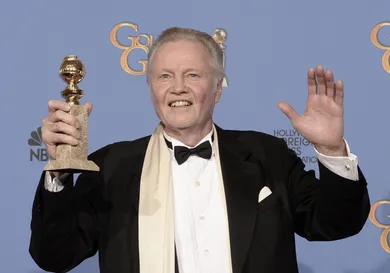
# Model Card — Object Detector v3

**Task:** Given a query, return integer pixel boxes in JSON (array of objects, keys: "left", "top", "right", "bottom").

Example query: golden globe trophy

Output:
[
  {"left": 212, "top": 28, "right": 228, "bottom": 87},
  {"left": 44, "top": 55, "right": 99, "bottom": 173}
]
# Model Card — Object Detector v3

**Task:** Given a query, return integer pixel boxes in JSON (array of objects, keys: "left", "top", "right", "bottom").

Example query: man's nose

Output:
[{"left": 171, "top": 76, "right": 186, "bottom": 94}]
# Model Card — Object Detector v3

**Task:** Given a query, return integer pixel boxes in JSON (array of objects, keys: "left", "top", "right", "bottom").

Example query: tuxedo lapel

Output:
[
  {"left": 216, "top": 125, "right": 265, "bottom": 273},
  {"left": 129, "top": 157, "right": 143, "bottom": 213},
  {"left": 127, "top": 144, "right": 180, "bottom": 273}
]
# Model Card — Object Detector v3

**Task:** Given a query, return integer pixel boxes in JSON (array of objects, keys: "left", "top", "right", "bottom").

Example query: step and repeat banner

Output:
[{"left": 0, "top": 0, "right": 389, "bottom": 272}]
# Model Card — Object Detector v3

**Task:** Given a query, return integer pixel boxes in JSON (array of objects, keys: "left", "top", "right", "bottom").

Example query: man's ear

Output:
[{"left": 215, "top": 79, "right": 223, "bottom": 103}]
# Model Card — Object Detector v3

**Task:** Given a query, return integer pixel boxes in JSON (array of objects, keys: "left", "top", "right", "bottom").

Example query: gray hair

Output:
[{"left": 146, "top": 27, "right": 225, "bottom": 84}]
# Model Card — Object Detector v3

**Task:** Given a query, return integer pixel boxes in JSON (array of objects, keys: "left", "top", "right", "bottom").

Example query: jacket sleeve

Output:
[
  {"left": 29, "top": 148, "right": 110, "bottom": 272},
  {"left": 275, "top": 138, "right": 370, "bottom": 241}
]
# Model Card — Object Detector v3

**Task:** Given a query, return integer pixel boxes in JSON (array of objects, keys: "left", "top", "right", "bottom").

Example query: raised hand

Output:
[
  {"left": 41, "top": 100, "right": 93, "bottom": 161},
  {"left": 277, "top": 65, "right": 347, "bottom": 156}
]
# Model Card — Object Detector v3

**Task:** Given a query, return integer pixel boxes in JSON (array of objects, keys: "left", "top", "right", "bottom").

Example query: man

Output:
[{"left": 29, "top": 27, "right": 370, "bottom": 273}]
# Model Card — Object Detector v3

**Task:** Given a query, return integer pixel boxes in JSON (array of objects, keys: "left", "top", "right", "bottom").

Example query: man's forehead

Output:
[
  {"left": 157, "top": 40, "right": 209, "bottom": 57},
  {"left": 152, "top": 42, "right": 211, "bottom": 69}
]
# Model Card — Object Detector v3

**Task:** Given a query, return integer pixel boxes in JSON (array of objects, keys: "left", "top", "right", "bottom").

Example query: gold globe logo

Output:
[
  {"left": 109, "top": 22, "right": 228, "bottom": 86},
  {"left": 110, "top": 23, "right": 153, "bottom": 76},
  {"left": 371, "top": 22, "right": 390, "bottom": 73},
  {"left": 369, "top": 200, "right": 390, "bottom": 253}
]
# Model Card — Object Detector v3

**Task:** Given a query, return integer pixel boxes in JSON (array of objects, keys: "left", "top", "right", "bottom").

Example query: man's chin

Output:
[{"left": 163, "top": 121, "right": 195, "bottom": 131}]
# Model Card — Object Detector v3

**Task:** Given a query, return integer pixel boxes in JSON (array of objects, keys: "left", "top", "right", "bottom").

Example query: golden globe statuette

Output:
[
  {"left": 212, "top": 28, "right": 228, "bottom": 87},
  {"left": 44, "top": 55, "right": 99, "bottom": 173}
]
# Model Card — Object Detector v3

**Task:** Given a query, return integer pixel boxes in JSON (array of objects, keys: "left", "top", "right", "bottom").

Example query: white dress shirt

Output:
[
  {"left": 44, "top": 131, "right": 359, "bottom": 273},
  {"left": 164, "top": 130, "right": 232, "bottom": 273}
]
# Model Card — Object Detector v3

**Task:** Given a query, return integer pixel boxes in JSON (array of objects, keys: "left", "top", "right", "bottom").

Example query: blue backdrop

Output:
[{"left": 1, "top": 0, "right": 389, "bottom": 272}]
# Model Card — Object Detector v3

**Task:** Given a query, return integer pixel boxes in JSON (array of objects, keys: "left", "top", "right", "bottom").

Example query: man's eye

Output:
[
  {"left": 188, "top": 74, "right": 199, "bottom": 78},
  {"left": 160, "top": 74, "right": 170, "bottom": 79}
]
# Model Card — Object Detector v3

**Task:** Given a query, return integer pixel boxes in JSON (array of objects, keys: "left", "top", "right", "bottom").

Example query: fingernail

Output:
[{"left": 75, "top": 121, "right": 80, "bottom": 128}]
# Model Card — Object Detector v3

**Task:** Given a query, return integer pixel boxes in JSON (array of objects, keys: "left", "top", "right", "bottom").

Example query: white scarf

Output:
[{"left": 138, "top": 123, "right": 231, "bottom": 273}]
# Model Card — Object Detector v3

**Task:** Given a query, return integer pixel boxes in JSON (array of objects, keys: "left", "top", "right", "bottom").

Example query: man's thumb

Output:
[
  {"left": 84, "top": 102, "right": 93, "bottom": 116},
  {"left": 277, "top": 102, "right": 299, "bottom": 123}
]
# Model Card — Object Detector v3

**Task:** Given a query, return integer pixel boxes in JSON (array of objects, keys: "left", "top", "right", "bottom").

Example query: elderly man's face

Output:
[{"left": 149, "top": 40, "right": 221, "bottom": 133}]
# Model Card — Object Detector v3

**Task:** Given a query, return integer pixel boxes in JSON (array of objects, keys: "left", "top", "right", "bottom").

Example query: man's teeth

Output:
[{"left": 170, "top": 101, "right": 191, "bottom": 107}]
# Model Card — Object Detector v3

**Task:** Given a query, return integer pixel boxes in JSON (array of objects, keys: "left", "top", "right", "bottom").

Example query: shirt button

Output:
[
  {"left": 345, "top": 165, "right": 350, "bottom": 171},
  {"left": 204, "top": 249, "right": 209, "bottom": 255},
  {"left": 200, "top": 215, "right": 204, "bottom": 220},
  {"left": 196, "top": 181, "right": 200, "bottom": 187}
]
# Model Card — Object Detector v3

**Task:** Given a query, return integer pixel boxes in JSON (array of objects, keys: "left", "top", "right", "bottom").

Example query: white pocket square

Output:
[{"left": 258, "top": 186, "right": 272, "bottom": 203}]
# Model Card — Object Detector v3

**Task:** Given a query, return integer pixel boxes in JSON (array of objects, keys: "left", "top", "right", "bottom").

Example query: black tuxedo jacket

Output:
[{"left": 29, "top": 126, "right": 370, "bottom": 273}]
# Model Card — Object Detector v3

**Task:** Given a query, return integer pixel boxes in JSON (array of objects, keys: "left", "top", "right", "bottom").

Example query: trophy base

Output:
[{"left": 44, "top": 159, "right": 99, "bottom": 173}]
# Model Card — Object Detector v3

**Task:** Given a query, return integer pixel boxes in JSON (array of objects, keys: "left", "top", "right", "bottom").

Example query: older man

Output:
[{"left": 29, "top": 27, "right": 370, "bottom": 273}]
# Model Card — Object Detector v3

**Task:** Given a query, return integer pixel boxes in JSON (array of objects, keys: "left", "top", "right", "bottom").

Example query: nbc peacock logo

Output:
[{"left": 28, "top": 127, "right": 48, "bottom": 162}]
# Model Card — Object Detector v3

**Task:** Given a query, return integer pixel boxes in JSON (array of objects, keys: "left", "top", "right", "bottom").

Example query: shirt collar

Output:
[{"left": 163, "top": 128, "right": 214, "bottom": 149}]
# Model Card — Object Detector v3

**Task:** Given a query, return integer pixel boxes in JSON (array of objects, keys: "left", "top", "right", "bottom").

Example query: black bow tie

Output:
[{"left": 165, "top": 137, "right": 213, "bottom": 165}]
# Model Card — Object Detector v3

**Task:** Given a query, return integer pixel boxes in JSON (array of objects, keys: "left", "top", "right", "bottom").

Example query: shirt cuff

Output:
[
  {"left": 44, "top": 171, "right": 70, "bottom": 192},
  {"left": 314, "top": 139, "right": 359, "bottom": 181}
]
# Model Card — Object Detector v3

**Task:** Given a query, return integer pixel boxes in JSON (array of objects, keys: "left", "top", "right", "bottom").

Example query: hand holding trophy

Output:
[{"left": 43, "top": 55, "right": 99, "bottom": 173}]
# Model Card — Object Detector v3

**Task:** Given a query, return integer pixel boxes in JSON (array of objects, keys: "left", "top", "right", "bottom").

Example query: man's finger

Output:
[
  {"left": 48, "top": 122, "right": 80, "bottom": 139},
  {"left": 307, "top": 68, "right": 316, "bottom": 96},
  {"left": 316, "top": 65, "right": 326, "bottom": 96},
  {"left": 51, "top": 133, "right": 79, "bottom": 146},
  {"left": 48, "top": 100, "right": 71, "bottom": 115},
  {"left": 325, "top": 70, "right": 335, "bottom": 99},
  {"left": 334, "top": 80, "right": 344, "bottom": 106},
  {"left": 47, "top": 110, "right": 80, "bottom": 128}
]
